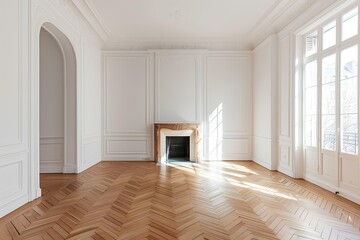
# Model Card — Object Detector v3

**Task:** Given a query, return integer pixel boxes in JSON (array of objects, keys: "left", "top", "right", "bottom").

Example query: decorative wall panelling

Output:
[
  {"left": 0, "top": 0, "right": 31, "bottom": 218},
  {"left": 154, "top": 51, "right": 203, "bottom": 124},
  {"left": 277, "top": 35, "right": 294, "bottom": 177},
  {"left": 203, "top": 52, "right": 252, "bottom": 160},
  {"left": 252, "top": 36, "right": 278, "bottom": 170},
  {"left": 102, "top": 50, "right": 252, "bottom": 161},
  {"left": 0, "top": 0, "right": 28, "bottom": 156},
  {"left": 0, "top": 0, "right": 103, "bottom": 218},
  {"left": 39, "top": 137, "right": 64, "bottom": 173},
  {"left": 339, "top": 155, "right": 360, "bottom": 193},
  {"left": 102, "top": 52, "right": 153, "bottom": 160},
  {"left": 0, "top": 153, "right": 29, "bottom": 218}
]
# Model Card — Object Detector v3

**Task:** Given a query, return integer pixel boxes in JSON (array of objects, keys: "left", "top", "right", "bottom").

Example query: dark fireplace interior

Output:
[{"left": 166, "top": 136, "right": 190, "bottom": 161}]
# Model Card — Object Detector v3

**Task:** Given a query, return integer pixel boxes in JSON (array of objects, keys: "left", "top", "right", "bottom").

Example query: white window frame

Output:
[{"left": 302, "top": 2, "right": 360, "bottom": 177}]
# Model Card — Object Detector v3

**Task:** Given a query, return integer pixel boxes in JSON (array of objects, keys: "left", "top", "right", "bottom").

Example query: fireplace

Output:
[
  {"left": 154, "top": 123, "right": 200, "bottom": 163},
  {"left": 166, "top": 136, "right": 190, "bottom": 161}
]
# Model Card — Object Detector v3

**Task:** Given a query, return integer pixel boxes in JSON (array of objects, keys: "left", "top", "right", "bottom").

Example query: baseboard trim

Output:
[
  {"left": 40, "top": 164, "right": 63, "bottom": 173},
  {"left": 304, "top": 175, "right": 360, "bottom": 205},
  {"left": 0, "top": 194, "right": 28, "bottom": 218}
]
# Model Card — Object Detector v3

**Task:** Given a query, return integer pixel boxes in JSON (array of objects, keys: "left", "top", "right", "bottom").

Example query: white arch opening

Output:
[{"left": 39, "top": 22, "right": 77, "bottom": 174}]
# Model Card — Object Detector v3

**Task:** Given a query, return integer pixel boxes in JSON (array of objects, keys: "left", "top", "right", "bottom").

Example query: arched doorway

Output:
[{"left": 39, "top": 23, "right": 77, "bottom": 174}]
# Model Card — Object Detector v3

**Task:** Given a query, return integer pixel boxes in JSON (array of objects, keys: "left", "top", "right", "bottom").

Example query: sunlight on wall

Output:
[{"left": 209, "top": 103, "right": 223, "bottom": 160}]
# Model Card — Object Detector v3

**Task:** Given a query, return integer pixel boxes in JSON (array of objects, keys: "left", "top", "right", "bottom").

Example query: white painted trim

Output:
[
  {"left": 0, "top": 194, "right": 28, "bottom": 218},
  {"left": 253, "top": 157, "right": 273, "bottom": 170},
  {"left": 0, "top": 151, "right": 29, "bottom": 217},
  {"left": 102, "top": 41, "right": 252, "bottom": 51},
  {"left": 102, "top": 158, "right": 154, "bottom": 162},
  {"left": 278, "top": 35, "right": 292, "bottom": 139},
  {"left": 102, "top": 51, "right": 153, "bottom": 160},
  {"left": 30, "top": 0, "right": 85, "bottom": 204},
  {"left": 102, "top": 53, "right": 151, "bottom": 136},
  {"left": 0, "top": 0, "right": 27, "bottom": 156},
  {"left": 40, "top": 165, "right": 63, "bottom": 173},
  {"left": 72, "top": 0, "right": 111, "bottom": 41},
  {"left": 154, "top": 51, "right": 201, "bottom": 123},
  {"left": 304, "top": 174, "right": 360, "bottom": 205}
]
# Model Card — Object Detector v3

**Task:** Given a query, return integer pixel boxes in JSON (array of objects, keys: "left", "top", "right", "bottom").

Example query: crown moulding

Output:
[{"left": 71, "top": 0, "right": 319, "bottom": 50}]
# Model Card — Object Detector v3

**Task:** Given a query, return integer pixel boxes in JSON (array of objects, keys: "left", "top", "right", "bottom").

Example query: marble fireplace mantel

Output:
[{"left": 154, "top": 123, "right": 201, "bottom": 163}]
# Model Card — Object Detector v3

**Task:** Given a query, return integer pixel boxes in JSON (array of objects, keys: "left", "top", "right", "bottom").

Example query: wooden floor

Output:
[{"left": 1, "top": 161, "right": 360, "bottom": 240}]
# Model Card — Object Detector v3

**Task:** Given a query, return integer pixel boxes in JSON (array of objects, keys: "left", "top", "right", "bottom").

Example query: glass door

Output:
[
  {"left": 320, "top": 54, "right": 338, "bottom": 184},
  {"left": 339, "top": 45, "right": 359, "bottom": 190}
]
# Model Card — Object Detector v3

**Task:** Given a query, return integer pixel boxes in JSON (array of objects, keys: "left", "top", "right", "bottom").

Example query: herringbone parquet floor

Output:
[{"left": 1, "top": 161, "right": 360, "bottom": 240}]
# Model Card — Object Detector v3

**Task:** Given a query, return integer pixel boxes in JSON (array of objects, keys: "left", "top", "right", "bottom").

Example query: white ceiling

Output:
[{"left": 73, "top": 0, "right": 316, "bottom": 49}]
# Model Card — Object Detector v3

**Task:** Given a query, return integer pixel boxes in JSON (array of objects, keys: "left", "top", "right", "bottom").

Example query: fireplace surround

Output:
[{"left": 154, "top": 123, "right": 200, "bottom": 163}]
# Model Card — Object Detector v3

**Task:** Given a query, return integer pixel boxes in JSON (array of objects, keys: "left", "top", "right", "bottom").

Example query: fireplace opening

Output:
[{"left": 166, "top": 136, "right": 190, "bottom": 162}]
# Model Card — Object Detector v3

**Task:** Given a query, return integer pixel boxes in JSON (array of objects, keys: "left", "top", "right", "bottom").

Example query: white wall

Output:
[
  {"left": 0, "top": 0, "right": 30, "bottom": 218},
  {"left": 81, "top": 34, "right": 102, "bottom": 171},
  {"left": 253, "top": 36, "right": 278, "bottom": 170},
  {"left": 0, "top": 0, "right": 103, "bottom": 217},
  {"left": 155, "top": 51, "right": 202, "bottom": 123},
  {"left": 103, "top": 52, "right": 153, "bottom": 161},
  {"left": 39, "top": 29, "right": 65, "bottom": 173},
  {"left": 204, "top": 52, "right": 252, "bottom": 160},
  {"left": 102, "top": 50, "right": 252, "bottom": 161},
  {"left": 277, "top": 34, "right": 294, "bottom": 177}
]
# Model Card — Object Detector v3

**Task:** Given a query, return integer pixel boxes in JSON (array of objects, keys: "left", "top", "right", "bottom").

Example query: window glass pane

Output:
[
  {"left": 322, "top": 82, "right": 336, "bottom": 115},
  {"left": 322, "top": 54, "right": 336, "bottom": 84},
  {"left": 341, "top": 77, "right": 357, "bottom": 114},
  {"left": 341, "top": 114, "right": 358, "bottom": 154},
  {"left": 341, "top": 45, "right": 358, "bottom": 155},
  {"left": 305, "top": 31, "right": 317, "bottom": 56},
  {"left": 322, "top": 115, "right": 336, "bottom": 150},
  {"left": 305, "top": 61, "right": 317, "bottom": 87},
  {"left": 341, "top": 45, "right": 358, "bottom": 80},
  {"left": 306, "top": 87, "right": 317, "bottom": 115},
  {"left": 323, "top": 21, "right": 336, "bottom": 50},
  {"left": 342, "top": 7, "right": 358, "bottom": 41},
  {"left": 322, "top": 54, "right": 337, "bottom": 151},
  {"left": 305, "top": 115, "right": 317, "bottom": 147}
]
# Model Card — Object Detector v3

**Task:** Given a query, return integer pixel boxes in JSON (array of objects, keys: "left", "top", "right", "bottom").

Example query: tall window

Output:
[{"left": 303, "top": 6, "right": 359, "bottom": 156}]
